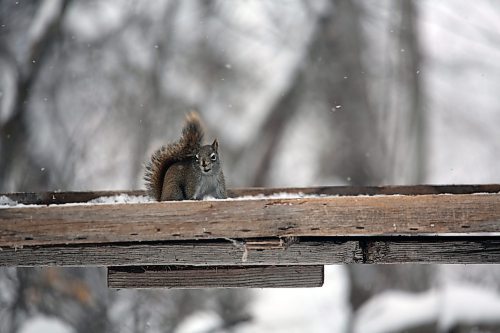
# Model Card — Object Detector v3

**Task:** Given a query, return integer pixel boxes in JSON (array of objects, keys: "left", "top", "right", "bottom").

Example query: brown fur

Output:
[{"left": 144, "top": 112, "right": 204, "bottom": 201}]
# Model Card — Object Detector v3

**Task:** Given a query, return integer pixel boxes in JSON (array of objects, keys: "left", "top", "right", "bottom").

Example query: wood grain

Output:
[
  {"left": 107, "top": 265, "right": 325, "bottom": 288},
  {"left": 3, "top": 237, "right": 500, "bottom": 266},
  {"left": 0, "top": 240, "right": 359, "bottom": 266},
  {"left": 3, "top": 184, "right": 500, "bottom": 205},
  {"left": 1, "top": 193, "right": 499, "bottom": 247},
  {"left": 362, "top": 238, "right": 500, "bottom": 264}
]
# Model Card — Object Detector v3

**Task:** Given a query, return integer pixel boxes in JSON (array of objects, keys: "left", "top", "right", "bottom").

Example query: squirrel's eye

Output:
[
  {"left": 210, "top": 153, "right": 217, "bottom": 161},
  {"left": 195, "top": 154, "right": 199, "bottom": 160}
]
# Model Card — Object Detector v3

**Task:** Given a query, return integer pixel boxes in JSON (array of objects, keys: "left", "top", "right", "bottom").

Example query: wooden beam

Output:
[
  {"left": 361, "top": 238, "right": 500, "bottom": 264},
  {"left": 1, "top": 193, "right": 499, "bottom": 247},
  {"left": 2, "top": 190, "right": 144, "bottom": 206},
  {"left": 107, "top": 265, "right": 325, "bottom": 289},
  {"left": 2, "top": 237, "right": 500, "bottom": 266},
  {"left": 3, "top": 184, "right": 500, "bottom": 205},
  {"left": 0, "top": 239, "right": 359, "bottom": 266}
]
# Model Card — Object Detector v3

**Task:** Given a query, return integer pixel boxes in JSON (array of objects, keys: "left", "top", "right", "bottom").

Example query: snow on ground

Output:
[
  {"left": 19, "top": 316, "right": 75, "bottom": 333},
  {"left": 353, "top": 283, "right": 500, "bottom": 333},
  {"left": 237, "top": 266, "right": 350, "bottom": 333},
  {"left": 174, "top": 268, "right": 350, "bottom": 333},
  {"left": 439, "top": 283, "right": 500, "bottom": 330},
  {"left": 353, "top": 289, "right": 439, "bottom": 333},
  {"left": 175, "top": 311, "right": 222, "bottom": 333}
]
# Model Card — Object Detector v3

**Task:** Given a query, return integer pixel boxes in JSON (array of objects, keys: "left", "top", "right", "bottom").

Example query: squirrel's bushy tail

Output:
[{"left": 144, "top": 112, "right": 204, "bottom": 200}]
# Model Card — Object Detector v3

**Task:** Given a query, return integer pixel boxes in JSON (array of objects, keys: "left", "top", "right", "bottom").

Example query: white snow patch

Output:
[
  {"left": 2, "top": 191, "right": 497, "bottom": 208},
  {"left": 226, "top": 192, "right": 331, "bottom": 201},
  {"left": 353, "top": 283, "right": 500, "bottom": 333},
  {"left": 175, "top": 311, "right": 222, "bottom": 333},
  {"left": 88, "top": 194, "right": 151, "bottom": 204},
  {"left": 353, "top": 289, "right": 438, "bottom": 333},
  {"left": 239, "top": 266, "right": 350, "bottom": 333},
  {"left": 439, "top": 283, "right": 500, "bottom": 330},
  {"left": 0, "top": 195, "right": 17, "bottom": 207},
  {"left": 1, "top": 194, "right": 152, "bottom": 209},
  {"left": 19, "top": 316, "right": 75, "bottom": 333}
]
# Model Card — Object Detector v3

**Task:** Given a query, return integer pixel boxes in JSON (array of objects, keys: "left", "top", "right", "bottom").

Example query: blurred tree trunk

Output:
[
  {"left": 0, "top": 0, "right": 71, "bottom": 192},
  {"left": 250, "top": 66, "right": 306, "bottom": 187},
  {"left": 128, "top": 0, "right": 180, "bottom": 189},
  {"left": 348, "top": 1, "right": 431, "bottom": 332},
  {"left": 248, "top": 0, "right": 425, "bottom": 187},
  {"left": 316, "top": 0, "right": 385, "bottom": 185},
  {"left": 387, "top": 0, "right": 426, "bottom": 184},
  {"left": 248, "top": 0, "right": 385, "bottom": 186},
  {"left": 400, "top": 0, "right": 425, "bottom": 184}
]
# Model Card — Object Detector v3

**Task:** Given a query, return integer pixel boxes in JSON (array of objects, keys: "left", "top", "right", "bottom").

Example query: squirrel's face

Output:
[{"left": 195, "top": 139, "right": 221, "bottom": 175}]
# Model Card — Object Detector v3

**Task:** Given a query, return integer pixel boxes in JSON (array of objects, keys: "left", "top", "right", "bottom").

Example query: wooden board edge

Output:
[{"left": 107, "top": 265, "right": 325, "bottom": 289}]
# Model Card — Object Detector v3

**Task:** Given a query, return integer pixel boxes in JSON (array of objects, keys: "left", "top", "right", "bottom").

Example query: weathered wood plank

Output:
[
  {"left": 3, "top": 184, "right": 500, "bottom": 205},
  {"left": 0, "top": 240, "right": 359, "bottom": 266},
  {"left": 107, "top": 265, "right": 325, "bottom": 288},
  {"left": 362, "top": 239, "right": 500, "bottom": 264},
  {"left": 4, "top": 194, "right": 500, "bottom": 246},
  {"left": 3, "top": 237, "right": 500, "bottom": 266},
  {"left": 1, "top": 190, "right": 145, "bottom": 205},
  {"left": 229, "top": 184, "right": 500, "bottom": 197},
  {"left": 1, "top": 193, "right": 499, "bottom": 247}
]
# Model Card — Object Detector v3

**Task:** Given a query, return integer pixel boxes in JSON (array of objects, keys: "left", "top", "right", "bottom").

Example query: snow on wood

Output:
[
  {"left": 2, "top": 184, "right": 500, "bottom": 205},
  {"left": 0, "top": 185, "right": 499, "bottom": 269},
  {"left": 0, "top": 192, "right": 499, "bottom": 247}
]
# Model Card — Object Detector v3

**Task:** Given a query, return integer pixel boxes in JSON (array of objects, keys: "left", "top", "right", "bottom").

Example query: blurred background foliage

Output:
[{"left": 1, "top": 0, "right": 500, "bottom": 332}]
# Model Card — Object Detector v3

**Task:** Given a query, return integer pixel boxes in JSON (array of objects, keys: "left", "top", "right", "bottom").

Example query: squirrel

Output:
[{"left": 144, "top": 112, "right": 227, "bottom": 201}]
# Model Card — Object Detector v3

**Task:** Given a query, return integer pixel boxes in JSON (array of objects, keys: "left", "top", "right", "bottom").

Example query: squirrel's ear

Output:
[{"left": 212, "top": 139, "right": 219, "bottom": 151}]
